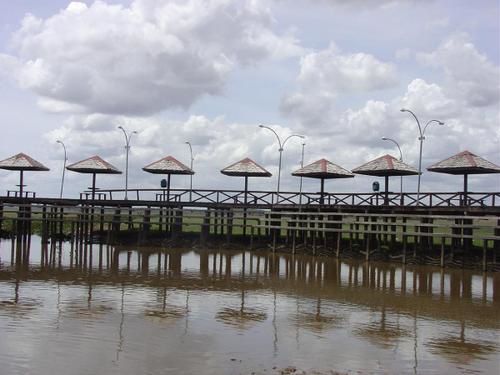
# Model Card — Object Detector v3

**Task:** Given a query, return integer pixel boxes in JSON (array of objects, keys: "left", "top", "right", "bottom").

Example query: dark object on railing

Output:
[
  {"left": 143, "top": 155, "right": 194, "bottom": 202},
  {"left": 160, "top": 179, "right": 167, "bottom": 188},
  {"left": 372, "top": 181, "right": 380, "bottom": 192},
  {"left": 352, "top": 154, "right": 418, "bottom": 205}
]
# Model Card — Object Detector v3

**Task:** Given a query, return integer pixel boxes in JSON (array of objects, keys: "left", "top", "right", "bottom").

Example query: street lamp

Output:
[
  {"left": 400, "top": 108, "right": 444, "bottom": 205},
  {"left": 185, "top": 141, "right": 194, "bottom": 201},
  {"left": 56, "top": 140, "right": 67, "bottom": 199},
  {"left": 259, "top": 124, "right": 305, "bottom": 195},
  {"left": 381, "top": 136, "right": 403, "bottom": 193},
  {"left": 117, "top": 126, "right": 138, "bottom": 200}
]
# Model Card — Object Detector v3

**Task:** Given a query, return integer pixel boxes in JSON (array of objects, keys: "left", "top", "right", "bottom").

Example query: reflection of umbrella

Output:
[
  {"left": 353, "top": 306, "right": 409, "bottom": 349},
  {"left": 427, "top": 150, "right": 500, "bottom": 205},
  {"left": 292, "top": 159, "right": 354, "bottom": 204},
  {"left": 143, "top": 155, "right": 194, "bottom": 202},
  {"left": 215, "top": 290, "right": 267, "bottom": 330},
  {"left": 66, "top": 156, "right": 121, "bottom": 200},
  {"left": 144, "top": 287, "right": 187, "bottom": 322},
  {"left": 221, "top": 158, "right": 271, "bottom": 204},
  {"left": 425, "top": 320, "right": 498, "bottom": 365},
  {"left": 0, "top": 153, "right": 49, "bottom": 197},
  {"left": 289, "top": 298, "right": 342, "bottom": 333},
  {"left": 352, "top": 154, "right": 418, "bottom": 204}
]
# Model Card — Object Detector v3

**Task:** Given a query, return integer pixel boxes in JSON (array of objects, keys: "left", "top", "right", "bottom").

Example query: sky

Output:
[{"left": 0, "top": 0, "right": 499, "bottom": 198}]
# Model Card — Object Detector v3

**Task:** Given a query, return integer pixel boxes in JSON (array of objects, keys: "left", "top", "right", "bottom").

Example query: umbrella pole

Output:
[
  {"left": 463, "top": 174, "right": 468, "bottom": 206},
  {"left": 320, "top": 178, "right": 325, "bottom": 204},
  {"left": 385, "top": 176, "right": 389, "bottom": 205},
  {"left": 167, "top": 174, "right": 171, "bottom": 202},
  {"left": 244, "top": 176, "right": 248, "bottom": 205},
  {"left": 243, "top": 176, "right": 248, "bottom": 236},
  {"left": 92, "top": 173, "right": 96, "bottom": 200},
  {"left": 19, "top": 170, "right": 24, "bottom": 198}
]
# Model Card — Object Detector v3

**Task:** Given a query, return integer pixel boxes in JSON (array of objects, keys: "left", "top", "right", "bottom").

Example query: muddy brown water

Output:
[{"left": 0, "top": 236, "right": 499, "bottom": 374}]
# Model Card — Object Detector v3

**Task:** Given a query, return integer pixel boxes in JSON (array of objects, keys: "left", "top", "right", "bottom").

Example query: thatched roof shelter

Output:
[
  {"left": 352, "top": 154, "right": 418, "bottom": 202},
  {"left": 66, "top": 155, "right": 121, "bottom": 200},
  {"left": 427, "top": 150, "right": 500, "bottom": 204},
  {"left": 142, "top": 155, "right": 194, "bottom": 175},
  {"left": 221, "top": 158, "right": 271, "bottom": 204},
  {"left": 0, "top": 153, "right": 49, "bottom": 197},
  {"left": 143, "top": 156, "right": 194, "bottom": 201},
  {"left": 292, "top": 158, "right": 354, "bottom": 204},
  {"left": 221, "top": 158, "right": 272, "bottom": 177}
]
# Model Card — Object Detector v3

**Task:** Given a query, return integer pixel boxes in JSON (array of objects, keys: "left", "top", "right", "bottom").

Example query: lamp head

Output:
[
  {"left": 400, "top": 108, "right": 407, "bottom": 112},
  {"left": 56, "top": 140, "right": 62, "bottom": 144},
  {"left": 381, "top": 137, "right": 388, "bottom": 141},
  {"left": 118, "top": 125, "right": 124, "bottom": 130},
  {"left": 438, "top": 121, "right": 445, "bottom": 125},
  {"left": 258, "top": 124, "right": 264, "bottom": 128},
  {"left": 132, "top": 130, "right": 138, "bottom": 134}
]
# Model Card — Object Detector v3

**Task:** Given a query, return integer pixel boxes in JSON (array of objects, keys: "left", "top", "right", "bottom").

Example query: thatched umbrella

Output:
[
  {"left": 143, "top": 156, "right": 194, "bottom": 202},
  {"left": 291, "top": 158, "right": 354, "bottom": 204},
  {"left": 220, "top": 157, "right": 272, "bottom": 204},
  {"left": 352, "top": 154, "right": 418, "bottom": 204},
  {"left": 0, "top": 153, "right": 49, "bottom": 197},
  {"left": 427, "top": 150, "right": 500, "bottom": 205},
  {"left": 66, "top": 155, "right": 121, "bottom": 200}
]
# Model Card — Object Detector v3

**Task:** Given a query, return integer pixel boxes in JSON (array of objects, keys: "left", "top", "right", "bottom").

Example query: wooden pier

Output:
[{"left": 1, "top": 189, "right": 499, "bottom": 271}]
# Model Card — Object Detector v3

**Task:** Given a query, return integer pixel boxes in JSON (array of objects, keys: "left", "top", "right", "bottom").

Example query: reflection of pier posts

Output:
[
  {"left": 200, "top": 250, "right": 209, "bottom": 277},
  {"left": 493, "top": 273, "right": 500, "bottom": 303}
]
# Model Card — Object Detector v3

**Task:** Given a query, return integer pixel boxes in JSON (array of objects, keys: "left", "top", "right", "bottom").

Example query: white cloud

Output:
[
  {"left": 5, "top": 0, "right": 302, "bottom": 116},
  {"left": 281, "top": 43, "right": 398, "bottom": 128},
  {"left": 417, "top": 33, "right": 500, "bottom": 108}
]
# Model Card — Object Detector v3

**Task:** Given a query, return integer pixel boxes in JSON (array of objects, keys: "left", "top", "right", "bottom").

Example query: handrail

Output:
[{"left": 78, "top": 188, "right": 500, "bottom": 208}]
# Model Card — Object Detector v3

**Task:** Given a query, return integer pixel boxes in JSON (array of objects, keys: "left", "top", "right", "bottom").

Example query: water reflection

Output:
[
  {"left": 289, "top": 298, "right": 343, "bottom": 334},
  {"left": 353, "top": 306, "right": 411, "bottom": 349},
  {"left": 426, "top": 320, "right": 498, "bottom": 365},
  {"left": 0, "top": 235, "right": 499, "bottom": 374},
  {"left": 215, "top": 290, "right": 267, "bottom": 330}
]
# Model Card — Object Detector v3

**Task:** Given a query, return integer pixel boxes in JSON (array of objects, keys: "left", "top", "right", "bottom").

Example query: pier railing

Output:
[{"left": 83, "top": 188, "right": 500, "bottom": 207}]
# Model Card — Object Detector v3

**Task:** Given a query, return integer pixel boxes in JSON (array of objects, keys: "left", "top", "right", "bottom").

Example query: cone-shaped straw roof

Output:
[
  {"left": 427, "top": 150, "right": 500, "bottom": 175},
  {"left": 0, "top": 152, "right": 49, "bottom": 171},
  {"left": 292, "top": 158, "right": 354, "bottom": 179},
  {"left": 143, "top": 155, "right": 194, "bottom": 175},
  {"left": 66, "top": 155, "right": 121, "bottom": 174},
  {"left": 352, "top": 154, "right": 418, "bottom": 177},
  {"left": 221, "top": 157, "right": 272, "bottom": 177}
]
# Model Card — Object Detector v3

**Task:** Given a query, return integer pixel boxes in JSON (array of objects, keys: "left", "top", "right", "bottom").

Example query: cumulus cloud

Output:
[
  {"left": 278, "top": 33, "right": 499, "bottom": 193},
  {"left": 417, "top": 33, "right": 500, "bottom": 108},
  {"left": 281, "top": 43, "right": 398, "bottom": 127},
  {"left": 5, "top": 0, "right": 302, "bottom": 115}
]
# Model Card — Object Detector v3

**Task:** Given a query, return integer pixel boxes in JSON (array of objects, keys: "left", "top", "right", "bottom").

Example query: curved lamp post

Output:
[
  {"left": 400, "top": 109, "right": 444, "bottom": 205},
  {"left": 259, "top": 124, "right": 305, "bottom": 194},
  {"left": 56, "top": 140, "right": 67, "bottom": 199},
  {"left": 118, "top": 126, "right": 138, "bottom": 200},
  {"left": 381, "top": 137, "right": 403, "bottom": 193},
  {"left": 185, "top": 141, "right": 194, "bottom": 201}
]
